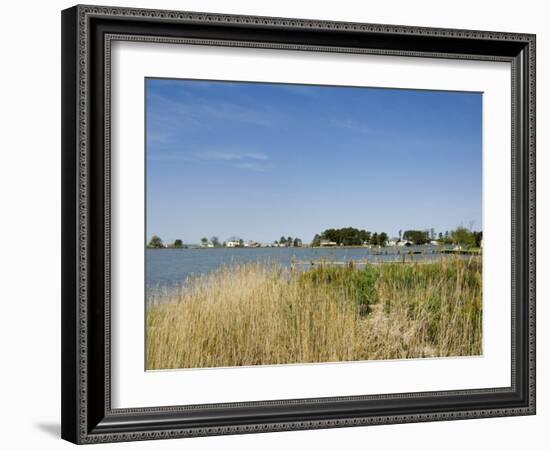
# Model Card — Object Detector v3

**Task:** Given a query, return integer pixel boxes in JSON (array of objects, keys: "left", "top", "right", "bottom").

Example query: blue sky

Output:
[{"left": 146, "top": 78, "right": 482, "bottom": 244}]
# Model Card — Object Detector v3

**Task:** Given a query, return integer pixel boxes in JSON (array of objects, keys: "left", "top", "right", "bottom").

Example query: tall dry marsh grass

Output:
[{"left": 146, "top": 257, "right": 482, "bottom": 369}]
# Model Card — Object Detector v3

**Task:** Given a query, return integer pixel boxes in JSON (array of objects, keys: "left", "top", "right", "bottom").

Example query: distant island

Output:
[{"left": 147, "top": 226, "right": 482, "bottom": 250}]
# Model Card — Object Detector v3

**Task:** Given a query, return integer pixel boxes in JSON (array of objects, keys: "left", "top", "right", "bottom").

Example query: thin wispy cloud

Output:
[
  {"left": 244, "top": 152, "right": 269, "bottom": 161},
  {"left": 198, "top": 151, "right": 243, "bottom": 161},
  {"left": 146, "top": 108, "right": 201, "bottom": 148},
  {"left": 148, "top": 149, "right": 272, "bottom": 172},
  {"left": 331, "top": 118, "right": 373, "bottom": 134},
  {"left": 196, "top": 101, "right": 277, "bottom": 127},
  {"left": 147, "top": 128, "right": 178, "bottom": 146},
  {"left": 198, "top": 151, "right": 272, "bottom": 172},
  {"left": 148, "top": 91, "right": 279, "bottom": 132},
  {"left": 231, "top": 161, "right": 271, "bottom": 172},
  {"left": 197, "top": 151, "right": 270, "bottom": 163},
  {"left": 147, "top": 152, "right": 194, "bottom": 162}
]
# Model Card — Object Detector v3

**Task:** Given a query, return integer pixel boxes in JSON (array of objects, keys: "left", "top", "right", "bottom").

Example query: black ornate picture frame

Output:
[{"left": 61, "top": 4, "right": 536, "bottom": 444}]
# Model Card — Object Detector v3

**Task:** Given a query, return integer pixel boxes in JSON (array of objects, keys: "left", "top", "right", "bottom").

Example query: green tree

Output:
[
  {"left": 173, "top": 239, "right": 183, "bottom": 248},
  {"left": 379, "top": 232, "right": 388, "bottom": 247},
  {"left": 312, "top": 228, "right": 387, "bottom": 246},
  {"left": 287, "top": 236, "right": 292, "bottom": 247},
  {"left": 473, "top": 231, "right": 483, "bottom": 248},
  {"left": 279, "top": 236, "right": 287, "bottom": 246},
  {"left": 200, "top": 237, "right": 208, "bottom": 246},
  {"left": 211, "top": 236, "right": 221, "bottom": 247},
  {"left": 451, "top": 226, "right": 475, "bottom": 246},
  {"left": 148, "top": 235, "right": 164, "bottom": 248},
  {"left": 359, "top": 229, "right": 371, "bottom": 244},
  {"left": 238, "top": 238, "right": 244, "bottom": 247},
  {"left": 403, "top": 230, "right": 429, "bottom": 245},
  {"left": 293, "top": 237, "right": 302, "bottom": 247}
]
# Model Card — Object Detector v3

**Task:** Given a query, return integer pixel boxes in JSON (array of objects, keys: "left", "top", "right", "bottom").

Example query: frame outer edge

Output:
[
  {"left": 64, "top": 5, "right": 537, "bottom": 444},
  {"left": 61, "top": 5, "right": 80, "bottom": 445}
]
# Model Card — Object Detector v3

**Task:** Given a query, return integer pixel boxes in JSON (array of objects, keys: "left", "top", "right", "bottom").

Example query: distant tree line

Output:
[
  {"left": 403, "top": 227, "right": 482, "bottom": 247},
  {"left": 148, "top": 226, "right": 482, "bottom": 250},
  {"left": 200, "top": 236, "right": 222, "bottom": 247},
  {"left": 147, "top": 235, "right": 187, "bottom": 248},
  {"left": 311, "top": 227, "right": 388, "bottom": 247},
  {"left": 274, "top": 236, "right": 302, "bottom": 247},
  {"left": 147, "top": 235, "right": 304, "bottom": 248},
  {"left": 403, "top": 230, "right": 431, "bottom": 245},
  {"left": 440, "top": 227, "right": 482, "bottom": 247},
  {"left": 148, "top": 235, "right": 164, "bottom": 248}
]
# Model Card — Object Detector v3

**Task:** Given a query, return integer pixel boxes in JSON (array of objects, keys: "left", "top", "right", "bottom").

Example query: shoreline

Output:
[{"left": 147, "top": 245, "right": 478, "bottom": 250}]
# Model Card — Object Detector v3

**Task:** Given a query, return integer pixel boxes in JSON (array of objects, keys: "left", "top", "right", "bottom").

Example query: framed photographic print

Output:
[{"left": 61, "top": 5, "right": 536, "bottom": 444}]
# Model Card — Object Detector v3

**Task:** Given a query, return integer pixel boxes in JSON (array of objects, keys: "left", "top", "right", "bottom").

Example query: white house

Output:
[{"left": 226, "top": 240, "right": 240, "bottom": 248}]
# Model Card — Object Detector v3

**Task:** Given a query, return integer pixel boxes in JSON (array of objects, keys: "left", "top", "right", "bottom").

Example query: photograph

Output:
[{"left": 145, "top": 78, "right": 484, "bottom": 370}]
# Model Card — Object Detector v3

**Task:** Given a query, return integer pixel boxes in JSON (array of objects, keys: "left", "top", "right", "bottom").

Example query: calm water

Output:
[{"left": 146, "top": 246, "right": 449, "bottom": 295}]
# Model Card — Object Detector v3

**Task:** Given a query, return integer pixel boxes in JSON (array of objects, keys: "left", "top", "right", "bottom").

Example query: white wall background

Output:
[{"left": 0, "top": 0, "right": 546, "bottom": 448}]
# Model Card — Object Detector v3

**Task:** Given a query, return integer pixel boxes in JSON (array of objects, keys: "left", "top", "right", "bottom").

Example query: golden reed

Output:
[{"left": 147, "top": 257, "right": 482, "bottom": 370}]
